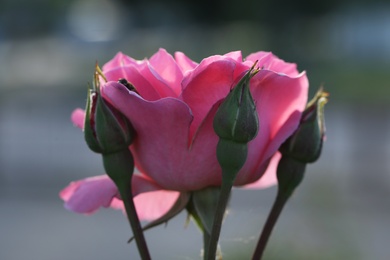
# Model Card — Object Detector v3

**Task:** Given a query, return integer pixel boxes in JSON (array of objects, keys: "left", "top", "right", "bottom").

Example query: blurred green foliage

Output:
[{"left": 308, "top": 63, "right": 390, "bottom": 104}]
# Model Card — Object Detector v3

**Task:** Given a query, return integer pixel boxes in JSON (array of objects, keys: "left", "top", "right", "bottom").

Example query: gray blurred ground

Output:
[{"left": 1, "top": 1, "right": 390, "bottom": 259}]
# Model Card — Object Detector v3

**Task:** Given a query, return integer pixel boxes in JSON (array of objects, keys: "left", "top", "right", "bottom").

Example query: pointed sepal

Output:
[
  {"left": 213, "top": 63, "right": 259, "bottom": 144},
  {"left": 280, "top": 87, "right": 328, "bottom": 163}
]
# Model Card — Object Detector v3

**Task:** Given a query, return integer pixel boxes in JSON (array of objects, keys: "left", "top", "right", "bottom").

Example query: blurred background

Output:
[{"left": 0, "top": 0, "right": 389, "bottom": 259}]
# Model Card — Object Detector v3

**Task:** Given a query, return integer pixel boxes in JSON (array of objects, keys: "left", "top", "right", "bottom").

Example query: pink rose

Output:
[{"left": 60, "top": 49, "right": 308, "bottom": 220}]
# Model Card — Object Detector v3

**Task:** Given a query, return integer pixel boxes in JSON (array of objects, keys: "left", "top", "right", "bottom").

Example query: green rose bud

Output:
[
  {"left": 213, "top": 63, "right": 260, "bottom": 182},
  {"left": 280, "top": 87, "right": 328, "bottom": 163},
  {"left": 213, "top": 63, "right": 259, "bottom": 144},
  {"left": 84, "top": 66, "right": 135, "bottom": 155},
  {"left": 84, "top": 89, "right": 103, "bottom": 153}
]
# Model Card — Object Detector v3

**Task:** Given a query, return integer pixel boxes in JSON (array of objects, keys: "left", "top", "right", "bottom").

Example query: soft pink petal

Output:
[
  {"left": 107, "top": 179, "right": 181, "bottom": 221},
  {"left": 126, "top": 62, "right": 176, "bottom": 98},
  {"left": 244, "top": 51, "right": 270, "bottom": 63},
  {"left": 60, "top": 175, "right": 118, "bottom": 214},
  {"left": 180, "top": 54, "right": 253, "bottom": 143},
  {"left": 133, "top": 190, "right": 180, "bottom": 221},
  {"left": 60, "top": 174, "right": 180, "bottom": 221},
  {"left": 103, "top": 82, "right": 260, "bottom": 190},
  {"left": 174, "top": 51, "right": 198, "bottom": 74},
  {"left": 187, "top": 102, "right": 224, "bottom": 186},
  {"left": 246, "top": 52, "right": 300, "bottom": 77},
  {"left": 108, "top": 190, "right": 181, "bottom": 221},
  {"left": 104, "top": 65, "right": 161, "bottom": 101},
  {"left": 234, "top": 70, "right": 309, "bottom": 185},
  {"left": 181, "top": 53, "right": 249, "bottom": 88},
  {"left": 71, "top": 108, "right": 85, "bottom": 129},
  {"left": 102, "top": 52, "right": 165, "bottom": 101},
  {"left": 180, "top": 58, "right": 236, "bottom": 143},
  {"left": 223, "top": 50, "right": 243, "bottom": 63},
  {"left": 108, "top": 197, "right": 125, "bottom": 211},
  {"left": 241, "top": 152, "right": 281, "bottom": 189},
  {"left": 222, "top": 51, "right": 252, "bottom": 83},
  {"left": 149, "top": 48, "right": 183, "bottom": 96},
  {"left": 102, "top": 52, "right": 139, "bottom": 72},
  {"left": 102, "top": 82, "right": 202, "bottom": 190}
]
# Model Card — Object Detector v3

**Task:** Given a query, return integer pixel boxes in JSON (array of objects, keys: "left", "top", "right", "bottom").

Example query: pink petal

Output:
[
  {"left": 187, "top": 102, "right": 225, "bottom": 186},
  {"left": 60, "top": 175, "right": 118, "bottom": 214},
  {"left": 223, "top": 50, "right": 243, "bottom": 62},
  {"left": 180, "top": 58, "right": 237, "bottom": 143},
  {"left": 103, "top": 82, "right": 254, "bottom": 190},
  {"left": 241, "top": 152, "right": 281, "bottom": 189},
  {"left": 244, "top": 51, "right": 270, "bottom": 62},
  {"left": 174, "top": 51, "right": 198, "bottom": 74},
  {"left": 126, "top": 62, "right": 176, "bottom": 98},
  {"left": 180, "top": 53, "right": 252, "bottom": 143},
  {"left": 102, "top": 52, "right": 139, "bottom": 72},
  {"left": 149, "top": 48, "right": 183, "bottom": 96},
  {"left": 133, "top": 190, "right": 180, "bottom": 221},
  {"left": 234, "top": 69, "right": 309, "bottom": 185},
  {"left": 102, "top": 82, "right": 201, "bottom": 190},
  {"left": 71, "top": 108, "right": 85, "bottom": 129},
  {"left": 109, "top": 181, "right": 181, "bottom": 221},
  {"left": 246, "top": 52, "right": 300, "bottom": 77},
  {"left": 60, "top": 174, "right": 180, "bottom": 221},
  {"left": 104, "top": 65, "right": 161, "bottom": 101},
  {"left": 102, "top": 52, "right": 165, "bottom": 101},
  {"left": 108, "top": 197, "right": 125, "bottom": 211}
]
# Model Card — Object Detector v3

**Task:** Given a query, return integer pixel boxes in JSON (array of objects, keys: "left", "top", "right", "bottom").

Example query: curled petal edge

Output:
[{"left": 60, "top": 174, "right": 180, "bottom": 221}]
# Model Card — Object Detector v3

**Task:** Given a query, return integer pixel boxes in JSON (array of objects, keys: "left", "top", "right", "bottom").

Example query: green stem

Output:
[
  {"left": 252, "top": 190, "right": 289, "bottom": 260},
  {"left": 118, "top": 183, "right": 151, "bottom": 260},
  {"left": 204, "top": 179, "right": 232, "bottom": 260},
  {"left": 203, "top": 229, "right": 211, "bottom": 258},
  {"left": 253, "top": 156, "right": 306, "bottom": 259},
  {"left": 102, "top": 151, "right": 151, "bottom": 260}
]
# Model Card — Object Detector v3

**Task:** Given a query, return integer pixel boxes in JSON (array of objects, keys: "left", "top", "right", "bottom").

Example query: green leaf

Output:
[{"left": 191, "top": 186, "right": 221, "bottom": 235}]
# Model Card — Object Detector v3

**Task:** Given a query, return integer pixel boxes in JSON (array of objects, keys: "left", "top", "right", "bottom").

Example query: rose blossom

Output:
[{"left": 60, "top": 49, "right": 308, "bottom": 220}]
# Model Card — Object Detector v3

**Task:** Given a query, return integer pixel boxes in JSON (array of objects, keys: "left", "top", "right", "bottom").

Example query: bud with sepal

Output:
[
  {"left": 213, "top": 62, "right": 259, "bottom": 144},
  {"left": 279, "top": 87, "right": 328, "bottom": 163},
  {"left": 83, "top": 65, "right": 135, "bottom": 155},
  {"left": 82, "top": 65, "right": 151, "bottom": 259},
  {"left": 251, "top": 88, "right": 329, "bottom": 259},
  {"left": 207, "top": 63, "right": 260, "bottom": 260},
  {"left": 213, "top": 63, "right": 260, "bottom": 179}
]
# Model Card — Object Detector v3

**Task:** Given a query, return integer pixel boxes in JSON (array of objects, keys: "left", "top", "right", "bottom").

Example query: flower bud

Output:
[
  {"left": 213, "top": 63, "right": 260, "bottom": 186},
  {"left": 280, "top": 87, "right": 328, "bottom": 163},
  {"left": 84, "top": 70, "right": 135, "bottom": 154},
  {"left": 276, "top": 156, "right": 306, "bottom": 197},
  {"left": 84, "top": 89, "right": 103, "bottom": 153},
  {"left": 213, "top": 64, "right": 259, "bottom": 144}
]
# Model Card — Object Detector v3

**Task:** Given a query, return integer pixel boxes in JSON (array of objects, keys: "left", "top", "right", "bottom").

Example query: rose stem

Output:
[
  {"left": 251, "top": 190, "right": 288, "bottom": 260},
  {"left": 103, "top": 151, "right": 151, "bottom": 260},
  {"left": 204, "top": 178, "right": 232, "bottom": 260},
  {"left": 117, "top": 182, "right": 151, "bottom": 260}
]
